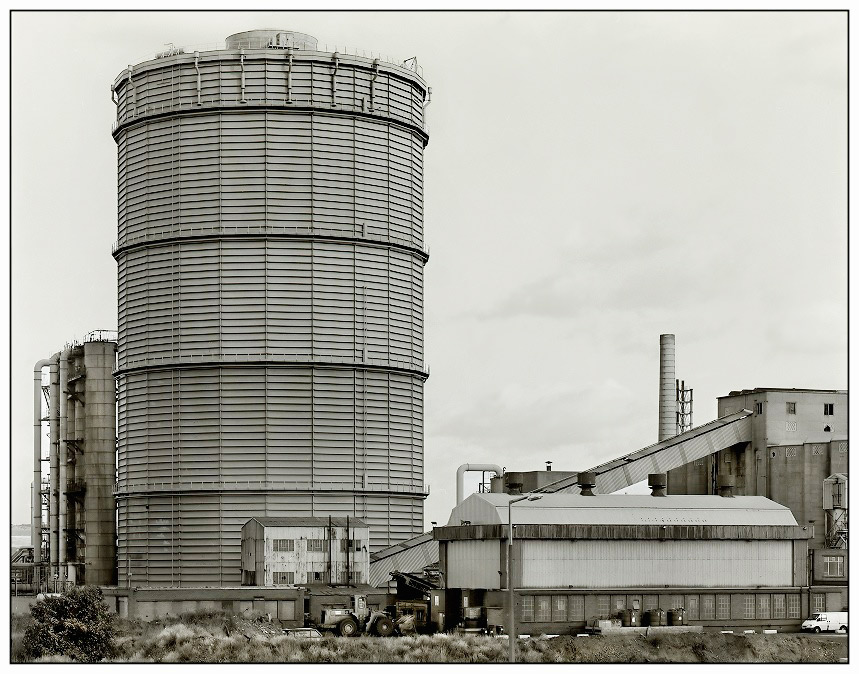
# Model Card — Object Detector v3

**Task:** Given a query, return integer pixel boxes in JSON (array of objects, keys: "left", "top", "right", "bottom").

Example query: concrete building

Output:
[
  {"left": 110, "top": 29, "right": 432, "bottom": 586},
  {"left": 434, "top": 484, "right": 815, "bottom": 634},
  {"left": 668, "top": 388, "right": 848, "bottom": 608},
  {"left": 241, "top": 517, "right": 370, "bottom": 587}
]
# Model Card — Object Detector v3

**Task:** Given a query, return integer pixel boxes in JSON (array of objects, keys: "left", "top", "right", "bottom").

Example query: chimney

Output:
[
  {"left": 577, "top": 472, "right": 596, "bottom": 496},
  {"left": 648, "top": 473, "right": 667, "bottom": 497},
  {"left": 717, "top": 474, "right": 735, "bottom": 498},
  {"left": 545, "top": 461, "right": 552, "bottom": 472},
  {"left": 659, "top": 334, "right": 677, "bottom": 442}
]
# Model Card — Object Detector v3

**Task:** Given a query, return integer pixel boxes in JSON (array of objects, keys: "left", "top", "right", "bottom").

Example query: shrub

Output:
[{"left": 22, "top": 586, "right": 116, "bottom": 663}]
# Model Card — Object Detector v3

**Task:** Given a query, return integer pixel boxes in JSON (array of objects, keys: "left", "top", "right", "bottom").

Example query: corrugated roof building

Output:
[
  {"left": 368, "top": 532, "right": 438, "bottom": 589},
  {"left": 432, "top": 490, "right": 811, "bottom": 634}
]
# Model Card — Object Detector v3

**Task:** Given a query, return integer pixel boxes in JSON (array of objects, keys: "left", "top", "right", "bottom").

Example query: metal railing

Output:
[
  {"left": 112, "top": 224, "right": 428, "bottom": 257},
  {"left": 84, "top": 329, "right": 119, "bottom": 343},
  {"left": 114, "top": 479, "right": 430, "bottom": 495},
  {"left": 129, "top": 41, "right": 424, "bottom": 79}
]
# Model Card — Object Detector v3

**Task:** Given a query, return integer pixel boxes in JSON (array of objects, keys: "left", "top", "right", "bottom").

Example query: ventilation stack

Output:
[{"left": 658, "top": 334, "right": 677, "bottom": 442}]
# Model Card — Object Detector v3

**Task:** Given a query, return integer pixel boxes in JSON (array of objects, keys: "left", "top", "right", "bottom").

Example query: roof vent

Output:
[
  {"left": 648, "top": 473, "right": 667, "bottom": 497},
  {"left": 717, "top": 474, "right": 735, "bottom": 498},
  {"left": 577, "top": 471, "right": 596, "bottom": 496}
]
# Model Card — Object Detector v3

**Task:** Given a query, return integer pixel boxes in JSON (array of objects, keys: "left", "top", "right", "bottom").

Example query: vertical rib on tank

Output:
[{"left": 111, "top": 30, "right": 430, "bottom": 586}]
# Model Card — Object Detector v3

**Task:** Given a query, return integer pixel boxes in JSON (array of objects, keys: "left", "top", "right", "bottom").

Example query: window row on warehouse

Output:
[
  {"left": 271, "top": 537, "right": 364, "bottom": 552},
  {"left": 519, "top": 592, "right": 805, "bottom": 624}
]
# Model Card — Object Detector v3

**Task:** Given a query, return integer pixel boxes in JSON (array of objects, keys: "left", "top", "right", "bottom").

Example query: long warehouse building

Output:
[{"left": 110, "top": 29, "right": 431, "bottom": 586}]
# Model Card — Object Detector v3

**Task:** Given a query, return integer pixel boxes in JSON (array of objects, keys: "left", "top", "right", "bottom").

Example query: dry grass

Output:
[{"left": 13, "top": 608, "right": 848, "bottom": 664}]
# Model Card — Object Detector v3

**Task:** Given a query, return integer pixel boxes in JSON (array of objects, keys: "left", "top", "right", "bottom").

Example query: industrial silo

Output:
[{"left": 110, "top": 30, "right": 430, "bottom": 586}]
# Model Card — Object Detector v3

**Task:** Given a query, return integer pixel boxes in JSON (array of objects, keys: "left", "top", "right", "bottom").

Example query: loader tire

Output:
[
  {"left": 339, "top": 617, "right": 359, "bottom": 637},
  {"left": 374, "top": 616, "right": 395, "bottom": 637}
]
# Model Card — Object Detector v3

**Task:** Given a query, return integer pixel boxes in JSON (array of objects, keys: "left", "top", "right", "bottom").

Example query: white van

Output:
[{"left": 801, "top": 612, "right": 848, "bottom": 633}]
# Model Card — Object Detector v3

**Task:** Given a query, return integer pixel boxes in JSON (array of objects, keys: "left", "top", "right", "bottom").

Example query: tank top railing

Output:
[
  {"left": 112, "top": 92, "right": 428, "bottom": 133},
  {"left": 114, "top": 480, "right": 430, "bottom": 495},
  {"left": 112, "top": 225, "right": 429, "bottom": 258},
  {"left": 129, "top": 42, "right": 423, "bottom": 80}
]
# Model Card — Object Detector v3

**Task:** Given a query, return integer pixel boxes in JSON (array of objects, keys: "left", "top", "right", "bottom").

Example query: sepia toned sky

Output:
[{"left": 9, "top": 10, "right": 847, "bottom": 528}]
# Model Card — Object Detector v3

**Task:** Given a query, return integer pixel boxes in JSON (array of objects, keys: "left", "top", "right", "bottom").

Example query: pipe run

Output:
[
  {"left": 331, "top": 52, "right": 340, "bottom": 106},
  {"left": 58, "top": 348, "right": 70, "bottom": 582},
  {"left": 194, "top": 52, "right": 201, "bottom": 106},
  {"left": 33, "top": 355, "right": 58, "bottom": 587},
  {"left": 285, "top": 48, "right": 294, "bottom": 103},
  {"left": 240, "top": 50, "right": 246, "bottom": 103},
  {"left": 456, "top": 463, "right": 503, "bottom": 505},
  {"left": 369, "top": 59, "right": 379, "bottom": 111},
  {"left": 48, "top": 359, "right": 60, "bottom": 581}
]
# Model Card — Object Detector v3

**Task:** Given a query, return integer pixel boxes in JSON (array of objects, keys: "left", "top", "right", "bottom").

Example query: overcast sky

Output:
[{"left": 9, "top": 10, "right": 847, "bottom": 528}]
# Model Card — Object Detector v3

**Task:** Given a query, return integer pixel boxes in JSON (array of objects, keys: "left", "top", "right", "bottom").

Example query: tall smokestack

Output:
[{"left": 659, "top": 334, "right": 677, "bottom": 442}]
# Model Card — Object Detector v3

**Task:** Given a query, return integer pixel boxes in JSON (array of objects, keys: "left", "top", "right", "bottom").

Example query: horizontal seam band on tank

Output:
[
  {"left": 111, "top": 231, "right": 429, "bottom": 264},
  {"left": 113, "top": 358, "right": 430, "bottom": 381},
  {"left": 113, "top": 486, "right": 431, "bottom": 498},
  {"left": 111, "top": 103, "right": 429, "bottom": 147}
]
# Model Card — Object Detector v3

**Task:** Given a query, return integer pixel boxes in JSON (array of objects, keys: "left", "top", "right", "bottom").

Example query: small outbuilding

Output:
[{"left": 242, "top": 517, "right": 370, "bottom": 587}]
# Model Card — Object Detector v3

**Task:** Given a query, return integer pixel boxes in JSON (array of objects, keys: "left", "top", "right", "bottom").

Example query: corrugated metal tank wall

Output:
[{"left": 112, "top": 31, "right": 430, "bottom": 586}]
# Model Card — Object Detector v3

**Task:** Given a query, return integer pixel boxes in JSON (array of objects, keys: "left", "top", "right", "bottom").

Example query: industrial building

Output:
[
  {"left": 29, "top": 333, "right": 118, "bottom": 592},
  {"left": 109, "top": 29, "right": 431, "bottom": 586},
  {"left": 667, "top": 388, "right": 848, "bottom": 610},
  {"left": 18, "top": 27, "right": 846, "bottom": 640},
  {"left": 434, "top": 475, "right": 814, "bottom": 634},
  {"left": 241, "top": 517, "right": 370, "bottom": 586}
]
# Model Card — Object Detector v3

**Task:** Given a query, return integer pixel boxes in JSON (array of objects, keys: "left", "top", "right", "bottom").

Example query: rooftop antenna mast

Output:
[{"left": 677, "top": 379, "right": 693, "bottom": 434}]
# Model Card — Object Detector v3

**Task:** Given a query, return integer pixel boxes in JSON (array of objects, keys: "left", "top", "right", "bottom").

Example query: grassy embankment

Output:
[{"left": 11, "top": 611, "right": 848, "bottom": 663}]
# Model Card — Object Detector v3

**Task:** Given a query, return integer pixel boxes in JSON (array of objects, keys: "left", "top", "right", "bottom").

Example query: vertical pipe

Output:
[
  {"left": 65, "top": 352, "right": 77, "bottom": 583},
  {"left": 370, "top": 59, "right": 379, "bottom": 111},
  {"left": 285, "top": 48, "right": 293, "bottom": 103},
  {"left": 194, "top": 52, "right": 201, "bottom": 106},
  {"left": 69, "top": 347, "right": 84, "bottom": 584},
  {"left": 239, "top": 50, "right": 246, "bottom": 103},
  {"left": 48, "top": 355, "right": 60, "bottom": 587},
  {"left": 33, "top": 357, "right": 54, "bottom": 592},
  {"left": 58, "top": 349, "right": 70, "bottom": 584},
  {"left": 331, "top": 53, "right": 339, "bottom": 106},
  {"left": 658, "top": 334, "right": 677, "bottom": 442},
  {"left": 507, "top": 500, "right": 515, "bottom": 663},
  {"left": 127, "top": 66, "right": 135, "bottom": 117}
]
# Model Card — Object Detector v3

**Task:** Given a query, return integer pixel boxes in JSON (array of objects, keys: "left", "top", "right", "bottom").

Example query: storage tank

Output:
[{"left": 111, "top": 30, "right": 430, "bottom": 586}]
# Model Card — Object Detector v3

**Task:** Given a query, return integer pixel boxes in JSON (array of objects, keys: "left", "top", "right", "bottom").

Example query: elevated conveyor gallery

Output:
[{"left": 536, "top": 409, "right": 754, "bottom": 495}]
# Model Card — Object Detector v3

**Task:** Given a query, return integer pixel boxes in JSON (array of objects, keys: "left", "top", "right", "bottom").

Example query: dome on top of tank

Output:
[{"left": 225, "top": 29, "right": 318, "bottom": 51}]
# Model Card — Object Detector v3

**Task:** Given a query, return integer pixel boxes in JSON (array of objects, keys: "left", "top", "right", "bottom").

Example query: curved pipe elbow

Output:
[{"left": 456, "top": 463, "right": 503, "bottom": 505}]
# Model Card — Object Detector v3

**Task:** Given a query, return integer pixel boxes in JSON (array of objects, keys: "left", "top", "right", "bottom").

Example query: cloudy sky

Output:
[{"left": 9, "top": 10, "right": 847, "bottom": 528}]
